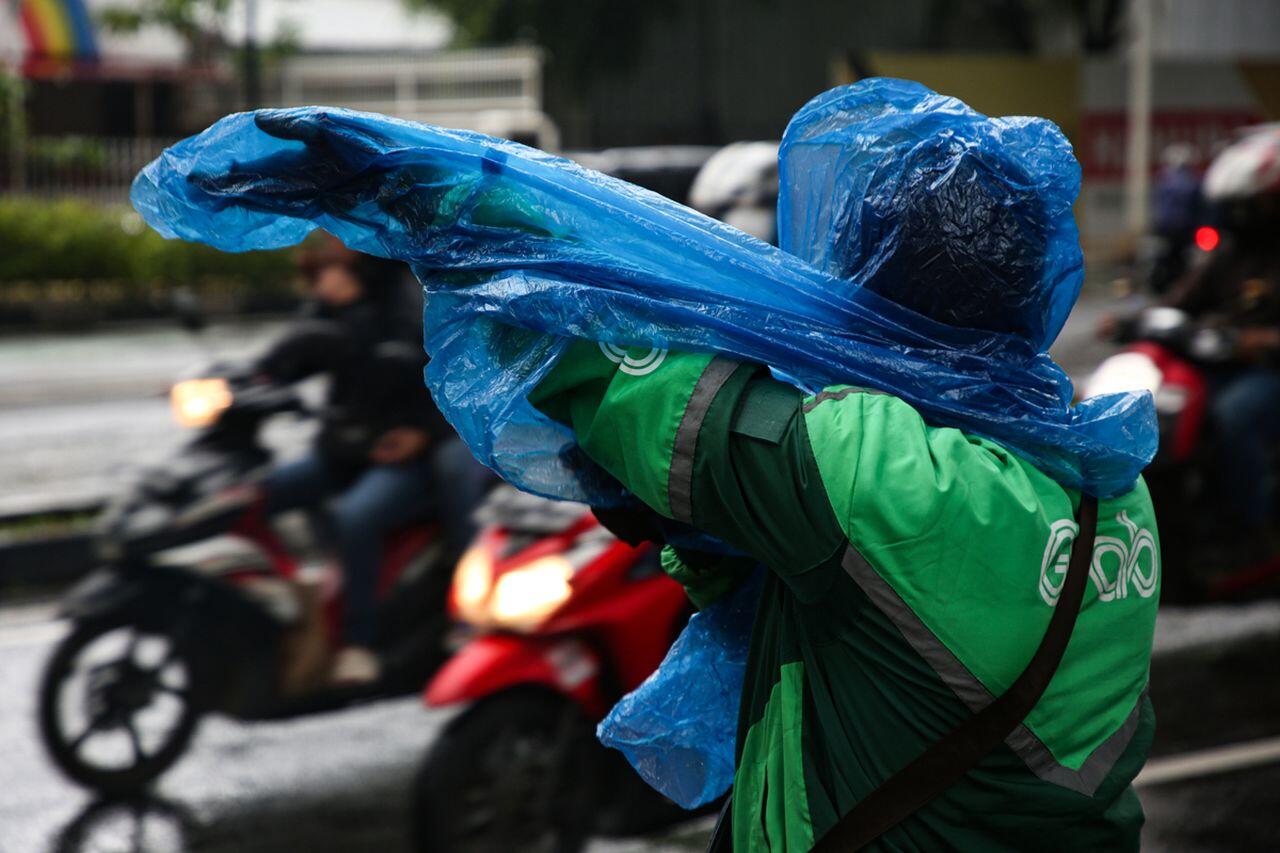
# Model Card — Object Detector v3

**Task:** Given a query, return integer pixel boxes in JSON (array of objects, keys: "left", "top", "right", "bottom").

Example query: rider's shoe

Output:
[{"left": 329, "top": 646, "right": 382, "bottom": 686}]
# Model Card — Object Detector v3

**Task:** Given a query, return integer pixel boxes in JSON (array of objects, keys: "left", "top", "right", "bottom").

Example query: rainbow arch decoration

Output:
[{"left": 19, "top": 0, "right": 100, "bottom": 62}]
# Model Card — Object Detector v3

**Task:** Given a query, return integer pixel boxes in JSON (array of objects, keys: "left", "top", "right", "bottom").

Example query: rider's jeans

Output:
[
  {"left": 264, "top": 450, "right": 437, "bottom": 647},
  {"left": 1210, "top": 368, "right": 1280, "bottom": 529}
]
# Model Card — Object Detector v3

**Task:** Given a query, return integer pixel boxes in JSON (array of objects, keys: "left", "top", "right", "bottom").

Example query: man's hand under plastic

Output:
[
  {"left": 186, "top": 111, "right": 451, "bottom": 226},
  {"left": 185, "top": 111, "right": 560, "bottom": 248}
]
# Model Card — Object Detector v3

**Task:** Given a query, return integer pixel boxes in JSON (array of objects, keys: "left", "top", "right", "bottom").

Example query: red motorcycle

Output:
[
  {"left": 38, "top": 339, "right": 458, "bottom": 796},
  {"left": 411, "top": 486, "right": 694, "bottom": 853},
  {"left": 1086, "top": 306, "right": 1280, "bottom": 602}
]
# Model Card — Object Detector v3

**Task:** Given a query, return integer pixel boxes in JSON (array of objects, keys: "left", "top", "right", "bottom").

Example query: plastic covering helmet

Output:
[
  {"left": 1203, "top": 125, "right": 1280, "bottom": 203},
  {"left": 780, "top": 82, "right": 1082, "bottom": 352}
]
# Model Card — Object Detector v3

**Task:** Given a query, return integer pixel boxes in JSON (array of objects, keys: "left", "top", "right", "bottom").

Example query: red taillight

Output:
[{"left": 1194, "top": 226, "right": 1220, "bottom": 252}]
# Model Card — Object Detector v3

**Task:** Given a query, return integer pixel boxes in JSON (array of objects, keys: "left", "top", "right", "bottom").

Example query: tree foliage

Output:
[
  {"left": 98, "top": 0, "right": 299, "bottom": 67},
  {"left": 411, "top": 0, "right": 683, "bottom": 81},
  {"left": 0, "top": 198, "right": 294, "bottom": 285},
  {"left": 98, "top": 0, "right": 236, "bottom": 64}
]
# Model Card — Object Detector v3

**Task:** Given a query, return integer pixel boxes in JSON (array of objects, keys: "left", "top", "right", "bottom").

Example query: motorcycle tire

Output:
[
  {"left": 411, "top": 686, "right": 598, "bottom": 853},
  {"left": 51, "top": 795, "right": 198, "bottom": 853},
  {"left": 39, "top": 618, "right": 203, "bottom": 797}
]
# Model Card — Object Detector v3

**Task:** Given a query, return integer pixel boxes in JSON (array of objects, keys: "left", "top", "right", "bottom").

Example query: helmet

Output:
[
  {"left": 1203, "top": 125, "right": 1280, "bottom": 203},
  {"left": 854, "top": 135, "right": 1051, "bottom": 340},
  {"left": 688, "top": 142, "right": 780, "bottom": 243},
  {"left": 779, "top": 79, "right": 1082, "bottom": 352}
]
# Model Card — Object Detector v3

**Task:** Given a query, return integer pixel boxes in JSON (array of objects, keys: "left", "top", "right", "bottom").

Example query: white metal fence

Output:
[
  {"left": 2, "top": 136, "right": 173, "bottom": 205},
  {"left": 274, "top": 45, "right": 559, "bottom": 149}
]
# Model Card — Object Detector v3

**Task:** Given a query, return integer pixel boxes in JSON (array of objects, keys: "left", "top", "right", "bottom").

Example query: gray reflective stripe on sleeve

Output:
[
  {"left": 669, "top": 357, "right": 741, "bottom": 524},
  {"left": 841, "top": 545, "right": 1144, "bottom": 797},
  {"left": 802, "top": 385, "right": 887, "bottom": 413}
]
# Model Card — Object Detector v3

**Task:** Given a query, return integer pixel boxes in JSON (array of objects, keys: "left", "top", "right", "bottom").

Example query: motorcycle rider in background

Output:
[
  {"left": 1163, "top": 128, "right": 1280, "bottom": 557},
  {"left": 256, "top": 238, "right": 484, "bottom": 685},
  {"left": 1148, "top": 143, "right": 1204, "bottom": 294}
]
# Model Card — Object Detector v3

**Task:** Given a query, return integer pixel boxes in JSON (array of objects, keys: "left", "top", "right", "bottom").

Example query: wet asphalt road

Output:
[
  {"left": 0, "top": 321, "right": 295, "bottom": 516},
  {"left": 0, "top": 602, "right": 716, "bottom": 853},
  {"left": 1, "top": 600, "right": 1279, "bottom": 852},
  {"left": 5, "top": 296, "right": 1280, "bottom": 851}
]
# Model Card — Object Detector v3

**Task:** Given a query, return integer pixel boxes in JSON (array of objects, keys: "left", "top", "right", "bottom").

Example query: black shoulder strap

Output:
[{"left": 808, "top": 493, "right": 1100, "bottom": 852}]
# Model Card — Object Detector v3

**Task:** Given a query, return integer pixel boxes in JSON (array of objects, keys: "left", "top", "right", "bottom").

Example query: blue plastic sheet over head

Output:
[{"left": 131, "top": 78, "right": 1156, "bottom": 501}]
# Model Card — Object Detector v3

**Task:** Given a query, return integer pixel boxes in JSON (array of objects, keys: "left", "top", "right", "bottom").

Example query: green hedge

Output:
[{"left": 0, "top": 197, "right": 294, "bottom": 286}]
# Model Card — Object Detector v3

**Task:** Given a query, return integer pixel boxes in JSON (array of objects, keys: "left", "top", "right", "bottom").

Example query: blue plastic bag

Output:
[
  {"left": 597, "top": 568, "right": 762, "bottom": 809},
  {"left": 131, "top": 78, "right": 1157, "bottom": 502}
]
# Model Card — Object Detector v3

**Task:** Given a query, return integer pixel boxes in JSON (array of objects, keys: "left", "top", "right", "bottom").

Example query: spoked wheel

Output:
[
  {"left": 412, "top": 687, "right": 598, "bottom": 853},
  {"left": 51, "top": 796, "right": 198, "bottom": 853},
  {"left": 39, "top": 619, "right": 202, "bottom": 796}
]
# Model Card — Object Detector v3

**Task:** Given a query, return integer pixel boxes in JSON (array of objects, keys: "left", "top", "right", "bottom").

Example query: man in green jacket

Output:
[
  {"left": 519, "top": 137, "right": 1161, "bottom": 848},
  {"left": 531, "top": 333, "right": 1158, "bottom": 850}
]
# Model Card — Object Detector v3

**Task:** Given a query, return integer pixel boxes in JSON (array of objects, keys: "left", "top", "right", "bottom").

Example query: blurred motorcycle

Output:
[
  {"left": 38, "top": 326, "right": 458, "bottom": 796},
  {"left": 410, "top": 486, "right": 696, "bottom": 853},
  {"left": 1087, "top": 307, "right": 1280, "bottom": 602},
  {"left": 1089, "top": 124, "right": 1280, "bottom": 602}
]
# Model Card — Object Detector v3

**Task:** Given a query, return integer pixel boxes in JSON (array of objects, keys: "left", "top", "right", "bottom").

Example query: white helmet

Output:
[
  {"left": 1203, "top": 125, "right": 1280, "bottom": 202},
  {"left": 688, "top": 142, "right": 779, "bottom": 211},
  {"left": 688, "top": 142, "right": 780, "bottom": 243}
]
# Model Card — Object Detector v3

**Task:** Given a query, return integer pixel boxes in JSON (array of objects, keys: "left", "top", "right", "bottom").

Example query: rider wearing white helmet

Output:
[{"left": 1169, "top": 125, "right": 1280, "bottom": 550}]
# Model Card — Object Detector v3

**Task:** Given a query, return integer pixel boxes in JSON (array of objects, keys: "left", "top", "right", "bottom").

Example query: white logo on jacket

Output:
[
  {"left": 1038, "top": 512, "right": 1159, "bottom": 606},
  {"left": 599, "top": 342, "right": 668, "bottom": 376}
]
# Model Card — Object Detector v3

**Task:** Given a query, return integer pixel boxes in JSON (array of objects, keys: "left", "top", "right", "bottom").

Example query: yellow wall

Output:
[{"left": 837, "top": 53, "right": 1081, "bottom": 144}]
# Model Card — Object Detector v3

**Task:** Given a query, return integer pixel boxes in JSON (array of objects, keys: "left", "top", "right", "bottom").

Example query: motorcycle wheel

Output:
[
  {"left": 411, "top": 686, "right": 597, "bottom": 853},
  {"left": 39, "top": 618, "right": 202, "bottom": 796},
  {"left": 51, "top": 795, "right": 198, "bottom": 853}
]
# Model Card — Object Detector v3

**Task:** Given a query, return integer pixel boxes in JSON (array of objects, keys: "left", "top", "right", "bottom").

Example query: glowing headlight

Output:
[
  {"left": 453, "top": 545, "right": 494, "bottom": 621},
  {"left": 488, "top": 556, "right": 574, "bottom": 631},
  {"left": 1084, "top": 353, "right": 1162, "bottom": 399},
  {"left": 170, "top": 378, "right": 232, "bottom": 428}
]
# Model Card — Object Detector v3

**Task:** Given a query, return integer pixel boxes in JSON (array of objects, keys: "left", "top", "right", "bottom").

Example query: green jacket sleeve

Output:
[{"left": 530, "top": 340, "right": 845, "bottom": 596}]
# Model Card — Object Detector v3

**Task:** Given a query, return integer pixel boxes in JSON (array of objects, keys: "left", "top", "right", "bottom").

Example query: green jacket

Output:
[{"left": 532, "top": 342, "right": 1159, "bottom": 852}]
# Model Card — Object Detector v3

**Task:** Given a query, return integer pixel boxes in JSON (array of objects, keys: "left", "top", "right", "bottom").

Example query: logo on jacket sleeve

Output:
[{"left": 1039, "top": 512, "right": 1160, "bottom": 606}]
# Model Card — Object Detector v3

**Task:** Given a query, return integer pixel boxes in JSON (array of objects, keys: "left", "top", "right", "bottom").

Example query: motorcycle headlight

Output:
[
  {"left": 170, "top": 378, "right": 232, "bottom": 428},
  {"left": 1084, "top": 353, "right": 1162, "bottom": 399},
  {"left": 454, "top": 545, "right": 495, "bottom": 622},
  {"left": 452, "top": 548, "right": 574, "bottom": 632},
  {"left": 488, "top": 557, "right": 575, "bottom": 631}
]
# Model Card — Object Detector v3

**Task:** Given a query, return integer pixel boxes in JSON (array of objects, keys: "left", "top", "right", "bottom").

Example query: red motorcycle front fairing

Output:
[
  {"left": 424, "top": 633, "right": 607, "bottom": 718},
  {"left": 1129, "top": 341, "right": 1209, "bottom": 462},
  {"left": 548, "top": 573, "right": 689, "bottom": 692},
  {"left": 376, "top": 523, "right": 441, "bottom": 597}
]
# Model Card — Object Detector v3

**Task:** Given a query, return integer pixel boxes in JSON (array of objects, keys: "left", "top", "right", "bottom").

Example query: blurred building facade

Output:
[
  {"left": 1, "top": 0, "right": 552, "bottom": 199},
  {"left": 4, "top": 0, "right": 1280, "bottom": 246},
  {"left": 543, "top": 0, "right": 1280, "bottom": 246}
]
